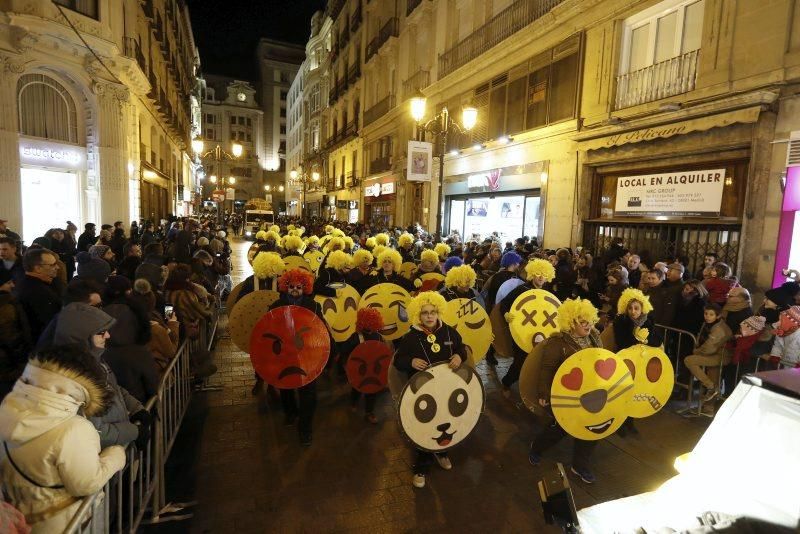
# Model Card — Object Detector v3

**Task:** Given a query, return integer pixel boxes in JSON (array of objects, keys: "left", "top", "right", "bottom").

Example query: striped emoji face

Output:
[{"left": 550, "top": 348, "right": 633, "bottom": 440}]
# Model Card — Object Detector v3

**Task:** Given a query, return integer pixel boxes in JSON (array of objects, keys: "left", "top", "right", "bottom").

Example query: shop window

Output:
[
  {"left": 17, "top": 73, "right": 79, "bottom": 143},
  {"left": 53, "top": 0, "right": 98, "bottom": 19}
]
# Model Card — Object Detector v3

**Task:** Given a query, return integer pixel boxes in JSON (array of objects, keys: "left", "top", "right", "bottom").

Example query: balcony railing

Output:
[
  {"left": 363, "top": 94, "right": 396, "bottom": 127},
  {"left": 142, "top": 0, "right": 154, "bottom": 19},
  {"left": 346, "top": 171, "right": 359, "bottom": 188},
  {"left": 328, "top": 0, "right": 346, "bottom": 20},
  {"left": 438, "top": 0, "right": 564, "bottom": 78},
  {"left": 123, "top": 37, "right": 147, "bottom": 73},
  {"left": 366, "top": 17, "right": 399, "bottom": 62},
  {"left": 351, "top": 6, "right": 362, "bottom": 32},
  {"left": 614, "top": 49, "right": 700, "bottom": 110},
  {"left": 348, "top": 62, "right": 361, "bottom": 84},
  {"left": 407, "top": 0, "right": 424, "bottom": 16},
  {"left": 369, "top": 156, "right": 392, "bottom": 175},
  {"left": 329, "top": 83, "right": 339, "bottom": 105},
  {"left": 402, "top": 69, "right": 430, "bottom": 99}
]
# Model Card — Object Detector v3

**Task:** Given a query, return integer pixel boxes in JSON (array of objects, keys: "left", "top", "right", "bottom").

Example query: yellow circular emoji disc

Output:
[
  {"left": 225, "top": 281, "right": 246, "bottom": 312},
  {"left": 229, "top": 290, "right": 281, "bottom": 353},
  {"left": 518, "top": 341, "right": 548, "bottom": 417},
  {"left": 247, "top": 243, "right": 260, "bottom": 266},
  {"left": 431, "top": 344, "right": 440, "bottom": 353},
  {"left": 284, "top": 255, "right": 314, "bottom": 278},
  {"left": 551, "top": 348, "right": 633, "bottom": 441},
  {"left": 509, "top": 289, "right": 561, "bottom": 354},
  {"left": 357, "top": 283, "right": 411, "bottom": 341},
  {"left": 314, "top": 284, "right": 360, "bottom": 342},
  {"left": 616, "top": 345, "right": 674, "bottom": 419},
  {"left": 399, "top": 262, "right": 416, "bottom": 280},
  {"left": 303, "top": 250, "right": 326, "bottom": 274},
  {"left": 442, "top": 298, "right": 493, "bottom": 366},
  {"left": 426, "top": 334, "right": 436, "bottom": 343}
]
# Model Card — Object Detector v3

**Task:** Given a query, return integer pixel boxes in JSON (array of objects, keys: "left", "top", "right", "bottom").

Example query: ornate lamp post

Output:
[
  {"left": 290, "top": 166, "right": 321, "bottom": 218},
  {"left": 192, "top": 138, "right": 242, "bottom": 225}
]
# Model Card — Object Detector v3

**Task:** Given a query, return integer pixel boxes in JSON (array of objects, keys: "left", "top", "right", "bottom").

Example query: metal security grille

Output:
[
  {"left": 583, "top": 220, "right": 741, "bottom": 277},
  {"left": 17, "top": 73, "right": 79, "bottom": 143}
]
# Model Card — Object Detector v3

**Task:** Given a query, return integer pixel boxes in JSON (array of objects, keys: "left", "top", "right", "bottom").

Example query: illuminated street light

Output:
[
  {"left": 228, "top": 176, "right": 236, "bottom": 185},
  {"left": 312, "top": 171, "right": 320, "bottom": 181},
  {"left": 290, "top": 168, "right": 298, "bottom": 180},
  {"left": 191, "top": 138, "right": 204, "bottom": 154},
  {"left": 278, "top": 185, "right": 284, "bottom": 192},
  {"left": 264, "top": 185, "right": 271, "bottom": 191},
  {"left": 209, "top": 175, "right": 217, "bottom": 184},
  {"left": 461, "top": 105, "right": 478, "bottom": 131},
  {"left": 410, "top": 91, "right": 427, "bottom": 123},
  {"left": 231, "top": 143, "right": 243, "bottom": 158}
]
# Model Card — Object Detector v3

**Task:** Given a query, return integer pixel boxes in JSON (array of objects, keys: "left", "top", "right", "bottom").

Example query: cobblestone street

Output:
[{"left": 149, "top": 238, "right": 710, "bottom": 533}]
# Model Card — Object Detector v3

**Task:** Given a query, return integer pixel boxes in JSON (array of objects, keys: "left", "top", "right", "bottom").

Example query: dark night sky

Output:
[{"left": 186, "top": 0, "right": 325, "bottom": 80}]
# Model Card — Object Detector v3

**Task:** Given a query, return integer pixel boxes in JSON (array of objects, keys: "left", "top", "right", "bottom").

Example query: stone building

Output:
[{"left": 0, "top": 0, "right": 200, "bottom": 243}]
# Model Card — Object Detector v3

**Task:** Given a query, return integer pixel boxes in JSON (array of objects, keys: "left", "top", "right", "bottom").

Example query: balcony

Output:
[
  {"left": 438, "top": 0, "right": 564, "bottom": 78},
  {"left": 147, "top": 69, "right": 158, "bottom": 99},
  {"left": 351, "top": 6, "right": 362, "bottom": 32},
  {"left": 348, "top": 62, "right": 361, "bottom": 84},
  {"left": 123, "top": 37, "right": 147, "bottom": 73},
  {"left": 327, "top": 0, "right": 346, "bottom": 20},
  {"left": 142, "top": 0, "right": 154, "bottom": 20},
  {"left": 363, "top": 94, "right": 396, "bottom": 127},
  {"left": 329, "top": 83, "right": 339, "bottom": 105},
  {"left": 366, "top": 17, "right": 399, "bottom": 63},
  {"left": 346, "top": 171, "right": 359, "bottom": 188},
  {"left": 614, "top": 49, "right": 700, "bottom": 110},
  {"left": 402, "top": 69, "right": 430, "bottom": 99},
  {"left": 407, "top": 0, "right": 425, "bottom": 16},
  {"left": 340, "top": 26, "right": 350, "bottom": 48},
  {"left": 369, "top": 156, "right": 392, "bottom": 175}
]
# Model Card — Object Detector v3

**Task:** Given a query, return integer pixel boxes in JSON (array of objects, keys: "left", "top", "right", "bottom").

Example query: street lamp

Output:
[
  {"left": 290, "top": 166, "right": 321, "bottom": 218},
  {"left": 195, "top": 140, "right": 243, "bottom": 225},
  {"left": 410, "top": 94, "right": 478, "bottom": 241},
  {"left": 231, "top": 142, "right": 243, "bottom": 158},
  {"left": 209, "top": 175, "right": 217, "bottom": 184}
]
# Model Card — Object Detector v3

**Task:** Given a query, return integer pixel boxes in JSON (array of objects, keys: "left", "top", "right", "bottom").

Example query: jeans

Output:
[
  {"left": 684, "top": 353, "right": 726, "bottom": 389},
  {"left": 502, "top": 346, "right": 527, "bottom": 388},
  {"left": 413, "top": 450, "right": 448, "bottom": 475},
  {"left": 350, "top": 389, "right": 377, "bottom": 414},
  {"left": 531, "top": 417, "right": 597, "bottom": 471},
  {"left": 280, "top": 382, "right": 317, "bottom": 436}
]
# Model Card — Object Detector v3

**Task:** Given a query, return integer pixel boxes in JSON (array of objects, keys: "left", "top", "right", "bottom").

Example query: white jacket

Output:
[
  {"left": 0, "top": 359, "right": 126, "bottom": 532},
  {"left": 771, "top": 329, "right": 800, "bottom": 366}
]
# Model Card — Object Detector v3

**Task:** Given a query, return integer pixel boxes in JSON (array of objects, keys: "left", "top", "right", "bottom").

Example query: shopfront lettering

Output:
[
  {"left": 21, "top": 146, "right": 81, "bottom": 163},
  {"left": 618, "top": 171, "right": 722, "bottom": 189},
  {"left": 606, "top": 125, "right": 688, "bottom": 147}
]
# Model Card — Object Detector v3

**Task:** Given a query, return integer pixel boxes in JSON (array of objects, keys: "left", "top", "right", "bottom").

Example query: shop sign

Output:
[
  {"left": 19, "top": 137, "right": 86, "bottom": 170},
  {"left": 467, "top": 170, "right": 501, "bottom": 192},
  {"left": 380, "top": 182, "right": 395, "bottom": 195},
  {"left": 348, "top": 200, "right": 358, "bottom": 209},
  {"left": 225, "top": 187, "right": 235, "bottom": 200},
  {"left": 211, "top": 189, "right": 226, "bottom": 202},
  {"left": 614, "top": 169, "right": 726, "bottom": 217},
  {"left": 407, "top": 140, "right": 433, "bottom": 182},
  {"left": 336, "top": 200, "right": 348, "bottom": 209},
  {"left": 365, "top": 184, "right": 381, "bottom": 197}
]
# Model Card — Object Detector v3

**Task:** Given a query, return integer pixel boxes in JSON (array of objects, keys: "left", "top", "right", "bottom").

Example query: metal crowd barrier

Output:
[
  {"left": 652, "top": 323, "right": 698, "bottom": 404},
  {"left": 63, "top": 307, "right": 220, "bottom": 533}
]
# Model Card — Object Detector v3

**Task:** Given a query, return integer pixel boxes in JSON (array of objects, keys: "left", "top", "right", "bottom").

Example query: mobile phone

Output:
[{"left": 164, "top": 305, "right": 174, "bottom": 319}]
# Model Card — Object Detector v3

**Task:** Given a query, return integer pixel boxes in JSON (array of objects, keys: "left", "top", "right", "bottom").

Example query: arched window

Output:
[{"left": 17, "top": 73, "right": 79, "bottom": 143}]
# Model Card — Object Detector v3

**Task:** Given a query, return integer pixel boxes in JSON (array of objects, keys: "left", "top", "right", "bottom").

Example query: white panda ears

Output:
[
  {"left": 410, "top": 370, "right": 434, "bottom": 393},
  {"left": 454, "top": 366, "right": 473, "bottom": 384}
]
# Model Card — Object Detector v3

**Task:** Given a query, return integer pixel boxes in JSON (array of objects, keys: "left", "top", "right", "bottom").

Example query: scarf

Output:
[
  {"left": 567, "top": 332, "right": 591, "bottom": 350},
  {"left": 630, "top": 313, "right": 648, "bottom": 328}
]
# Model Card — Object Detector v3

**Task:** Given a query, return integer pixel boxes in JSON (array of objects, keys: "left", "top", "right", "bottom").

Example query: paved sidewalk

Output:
[{"left": 148, "top": 238, "right": 710, "bottom": 533}]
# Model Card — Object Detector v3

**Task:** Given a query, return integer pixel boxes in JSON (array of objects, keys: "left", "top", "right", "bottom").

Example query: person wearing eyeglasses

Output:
[{"left": 13, "top": 249, "right": 63, "bottom": 343}]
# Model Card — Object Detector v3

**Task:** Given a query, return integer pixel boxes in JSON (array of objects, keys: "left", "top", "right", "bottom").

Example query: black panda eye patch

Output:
[
  {"left": 414, "top": 394, "right": 436, "bottom": 423},
  {"left": 449, "top": 388, "right": 468, "bottom": 417}
]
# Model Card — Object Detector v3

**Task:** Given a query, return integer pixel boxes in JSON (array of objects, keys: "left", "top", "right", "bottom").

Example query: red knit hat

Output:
[{"left": 775, "top": 306, "right": 800, "bottom": 337}]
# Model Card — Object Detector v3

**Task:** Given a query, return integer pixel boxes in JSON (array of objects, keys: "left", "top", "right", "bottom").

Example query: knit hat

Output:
[
  {"left": 739, "top": 315, "right": 766, "bottom": 336},
  {"left": 500, "top": 251, "right": 522, "bottom": 268},
  {"left": 88, "top": 244, "right": 110, "bottom": 259},
  {"left": 76, "top": 251, "right": 111, "bottom": 284},
  {"left": 775, "top": 306, "right": 800, "bottom": 337},
  {"left": 105, "top": 275, "right": 132, "bottom": 299},
  {"left": 764, "top": 286, "right": 795, "bottom": 309}
]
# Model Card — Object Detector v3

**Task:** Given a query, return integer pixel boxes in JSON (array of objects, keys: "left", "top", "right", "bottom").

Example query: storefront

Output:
[
  {"left": 140, "top": 164, "right": 171, "bottom": 224},
  {"left": 18, "top": 137, "right": 86, "bottom": 244},
  {"left": 364, "top": 179, "right": 397, "bottom": 227},
  {"left": 443, "top": 162, "right": 545, "bottom": 243},
  {"left": 336, "top": 200, "right": 359, "bottom": 224},
  {"left": 774, "top": 165, "right": 800, "bottom": 285}
]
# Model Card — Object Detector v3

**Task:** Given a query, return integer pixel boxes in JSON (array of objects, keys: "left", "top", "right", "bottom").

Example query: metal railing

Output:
[
  {"left": 615, "top": 49, "right": 700, "bottom": 109},
  {"left": 351, "top": 6, "right": 362, "bottom": 32},
  {"left": 407, "top": 0, "right": 425, "bottom": 16},
  {"left": 366, "top": 17, "right": 399, "bottom": 62},
  {"left": 402, "top": 69, "right": 430, "bottom": 99},
  {"left": 363, "top": 94, "right": 396, "bottom": 127},
  {"left": 63, "top": 307, "right": 220, "bottom": 533},
  {"left": 369, "top": 156, "right": 392, "bottom": 175},
  {"left": 438, "top": 0, "right": 564, "bottom": 78}
]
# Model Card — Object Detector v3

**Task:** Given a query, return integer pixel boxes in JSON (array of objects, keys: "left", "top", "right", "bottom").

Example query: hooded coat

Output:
[
  {"left": 53, "top": 303, "right": 141, "bottom": 448},
  {"left": 0, "top": 356, "right": 126, "bottom": 531}
]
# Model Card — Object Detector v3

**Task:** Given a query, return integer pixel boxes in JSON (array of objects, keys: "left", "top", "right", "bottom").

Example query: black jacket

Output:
[
  {"left": 77, "top": 231, "right": 96, "bottom": 253},
  {"left": 13, "top": 275, "right": 63, "bottom": 343},
  {"left": 483, "top": 269, "right": 516, "bottom": 310},
  {"left": 314, "top": 267, "right": 347, "bottom": 297},
  {"left": 346, "top": 269, "right": 372, "bottom": 295},
  {"left": 336, "top": 330, "right": 383, "bottom": 363},
  {"left": 269, "top": 294, "right": 324, "bottom": 322},
  {"left": 612, "top": 314, "right": 662, "bottom": 351},
  {"left": 363, "top": 270, "right": 416, "bottom": 293},
  {"left": 674, "top": 295, "right": 707, "bottom": 336},
  {"left": 237, "top": 275, "right": 279, "bottom": 304},
  {"left": 0, "top": 257, "right": 24, "bottom": 286},
  {"left": 394, "top": 322, "right": 466, "bottom": 378},
  {"left": 646, "top": 283, "right": 680, "bottom": 328},
  {"left": 103, "top": 301, "right": 159, "bottom": 403}
]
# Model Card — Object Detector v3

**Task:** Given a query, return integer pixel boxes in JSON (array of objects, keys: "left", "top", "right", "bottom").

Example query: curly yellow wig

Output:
[
  {"left": 353, "top": 249, "right": 373, "bottom": 268},
  {"left": 331, "top": 228, "right": 345, "bottom": 238},
  {"left": 525, "top": 258, "right": 556, "bottom": 283},
  {"left": 325, "top": 250, "right": 352, "bottom": 271},
  {"left": 557, "top": 298, "right": 599, "bottom": 333},
  {"left": 445, "top": 264, "right": 477, "bottom": 289},
  {"left": 324, "top": 236, "right": 345, "bottom": 253},
  {"left": 375, "top": 233, "right": 390, "bottom": 246},
  {"left": 265, "top": 230, "right": 281, "bottom": 243},
  {"left": 253, "top": 251, "right": 286, "bottom": 279},
  {"left": 324, "top": 224, "right": 333, "bottom": 234},
  {"left": 343, "top": 236, "right": 354, "bottom": 251},
  {"left": 617, "top": 287, "right": 653, "bottom": 316},
  {"left": 364, "top": 237, "right": 377, "bottom": 249},
  {"left": 268, "top": 225, "right": 280, "bottom": 234},
  {"left": 420, "top": 249, "right": 439, "bottom": 266},
  {"left": 407, "top": 291, "right": 448, "bottom": 327},
  {"left": 282, "top": 234, "right": 304, "bottom": 252},
  {"left": 398, "top": 233, "right": 414, "bottom": 247},
  {"left": 372, "top": 244, "right": 386, "bottom": 259},
  {"left": 255, "top": 230, "right": 268, "bottom": 241},
  {"left": 287, "top": 224, "right": 296, "bottom": 231},
  {"left": 434, "top": 243, "right": 451, "bottom": 260},
  {"left": 377, "top": 248, "right": 402, "bottom": 271},
  {"left": 305, "top": 235, "right": 320, "bottom": 247}
]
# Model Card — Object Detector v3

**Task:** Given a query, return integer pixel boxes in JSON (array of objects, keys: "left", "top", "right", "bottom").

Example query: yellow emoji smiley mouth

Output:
[
  {"left": 585, "top": 418, "right": 614, "bottom": 434},
  {"left": 381, "top": 324, "right": 398, "bottom": 335}
]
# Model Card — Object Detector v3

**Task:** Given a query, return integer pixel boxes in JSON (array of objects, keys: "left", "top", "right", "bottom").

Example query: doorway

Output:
[{"left": 21, "top": 167, "right": 79, "bottom": 245}]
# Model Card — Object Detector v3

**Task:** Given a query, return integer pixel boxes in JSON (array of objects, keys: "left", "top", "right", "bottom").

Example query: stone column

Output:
[
  {"left": 93, "top": 81, "right": 132, "bottom": 225},
  {"left": 0, "top": 55, "right": 24, "bottom": 232}
]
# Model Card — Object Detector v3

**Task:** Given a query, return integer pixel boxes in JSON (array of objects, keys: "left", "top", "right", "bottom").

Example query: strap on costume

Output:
[{"left": 3, "top": 442, "right": 64, "bottom": 489}]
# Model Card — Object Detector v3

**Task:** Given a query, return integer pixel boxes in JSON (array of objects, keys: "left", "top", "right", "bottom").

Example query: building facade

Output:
[
  {"left": 0, "top": 0, "right": 200, "bottom": 244},
  {"left": 255, "top": 39, "right": 305, "bottom": 212},
  {"left": 286, "top": 66, "right": 304, "bottom": 216},
  {"left": 199, "top": 75, "right": 264, "bottom": 204}
]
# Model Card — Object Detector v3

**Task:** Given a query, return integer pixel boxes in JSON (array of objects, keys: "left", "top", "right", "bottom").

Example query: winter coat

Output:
[
  {"left": 0, "top": 293, "right": 30, "bottom": 395},
  {"left": 102, "top": 302, "right": 159, "bottom": 403},
  {"left": 53, "top": 303, "right": 142, "bottom": 448},
  {"left": 483, "top": 269, "right": 516, "bottom": 310},
  {"left": 704, "top": 277, "right": 737, "bottom": 306},
  {"left": 147, "top": 320, "right": 179, "bottom": 372},
  {"left": 538, "top": 330, "right": 602, "bottom": 401},
  {"left": 394, "top": 322, "right": 466, "bottom": 379},
  {"left": 314, "top": 267, "right": 348, "bottom": 297},
  {"left": 646, "top": 283, "right": 680, "bottom": 328},
  {"left": 13, "top": 275, "right": 63, "bottom": 344},
  {"left": 0, "top": 358, "right": 125, "bottom": 532},
  {"left": 674, "top": 295, "right": 707, "bottom": 336},
  {"left": 612, "top": 314, "right": 662, "bottom": 351},
  {"left": 693, "top": 320, "right": 732, "bottom": 364},
  {"left": 0, "top": 257, "right": 24, "bottom": 287},
  {"left": 76, "top": 231, "right": 95, "bottom": 253},
  {"left": 770, "top": 329, "right": 800, "bottom": 367},
  {"left": 235, "top": 275, "right": 278, "bottom": 304}
]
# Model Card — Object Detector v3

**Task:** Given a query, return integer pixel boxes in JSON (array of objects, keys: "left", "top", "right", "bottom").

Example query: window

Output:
[
  {"left": 205, "top": 113, "right": 215, "bottom": 124},
  {"left": 246, "top": 133, "right": 252, "bottom": 142},
  {"left": 53, "top": 0, "right": 98, "bottom": 19},
  {"left": 230, "top": 115, "right": 236, "bottom": 124},
  {"left": 17, "top": 74, "right": 78, "bottom": 143},
  {"left": 206, "top": 128, "right": 215, "bottom": 140},
  {"left": 246, "top": 117, "right": 252, "bottom": 126},
  {"left": 238, "top": 116, "right": 245, "bottom": 125},
  {"left": 621, "top": 0, "right": 705, "bottom": 74}
]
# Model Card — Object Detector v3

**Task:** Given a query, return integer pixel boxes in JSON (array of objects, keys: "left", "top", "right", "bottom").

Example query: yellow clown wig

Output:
[
  {"left": 372, "top": 244, "right": 386, "bottom": 259},
  {"left": 353, "top": 249, "right": 373, "bottom": 269},
  {"left": 324, "top": 236, "right": 345, "bottom": 253},
  {"left": 434, "top": 242, "right": 451, "bottom": 260},
  {"left": 324, "top": 224, "right": 334, "bottom": 234},
  {"left": 255, "top": 230, "right": 268, "bottom": 241},
  {"left": 557, "top": 298, "right": 599, "bottom": 333},
  {"left": 253, "top": 251, "right": 286, "bottom": 279},
  {"left": 331, "top": 228, "right": 345, "bottom": 238},
  {"left": 420, "top": 249, "right": 439, "bottom": 266},
  {"left": 375, "top": 233, "right": 390, "bottom": 246},
  {"left": 377, "top": 248, "right": 402, "bottom": 271},
  {"left": 268, "top": 225, "right": 280, "bottom": 234},
  {"left": 407, "top": 291, "right": 448, "bottom": 327},
  {"left": 445, "top": 264, "right": 477, "bottom": 289},
  {"left": 343, "top": 236, "right": 354, "bottom": 251},
  {"left": 305, "top": 235, "right": 320, "bottom": 247},
  {"left": 265, "top": 230, "right": 281, "bottom": 243},
  {"left": 398, "top": 233, "right": 414, "bottom": 248},
  {"left": 365, "top": 237, "right": 377, "bottom": 250},
  {"left": 282, "top": 234, "right": 303, "bottom": 253},
  {"left": 287, "top": 224, "right": 296, "bottom": 232},
  {"left": 617, "top": 287, "right": 654, "bottom": 316},
  {"left": 525, "top": 258, "right": 556, "bottom": 283},
  {"left": 325, "top": 250, "right": 353, "bottom": 271}
]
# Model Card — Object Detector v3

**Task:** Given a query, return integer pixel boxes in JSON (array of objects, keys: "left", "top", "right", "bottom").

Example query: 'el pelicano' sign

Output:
[{"left": 614, "top": 169, "right": 726, "bottom": 217}]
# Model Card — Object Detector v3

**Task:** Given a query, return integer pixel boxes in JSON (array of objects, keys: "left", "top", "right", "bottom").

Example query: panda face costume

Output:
[{"left": 397, "top": 362, "right": 485, "bottom": 452}]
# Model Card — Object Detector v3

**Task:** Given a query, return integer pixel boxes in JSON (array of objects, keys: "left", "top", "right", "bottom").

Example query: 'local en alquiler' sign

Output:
[{"left": 614, "top": 169, "right": 726, "bottom": 217}]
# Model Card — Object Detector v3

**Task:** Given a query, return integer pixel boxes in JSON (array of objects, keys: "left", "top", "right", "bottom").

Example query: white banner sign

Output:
[
  {"left": 225, "top": 187, "right": 235, "bottom": 200},
  {"left": 380, "top": 182, "right": 395, "bottom": 195},
  {"left": 407, "top": 140, "right": 433, "bottom": 182},
  {"left": 365, "top": 184, "right": 381, "bottom": 197},
  {"left": 19, "top": 137, "right": 86, "bottom": 170},
  {"left": 614, "top": 169, "right": 726, "bottom": 217}
]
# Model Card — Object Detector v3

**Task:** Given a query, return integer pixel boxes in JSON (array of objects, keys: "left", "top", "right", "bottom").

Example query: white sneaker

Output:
[
  {"left": 435, "top": 454, "right": 452, "bottom": 470},
  {"left": 412, "top": 474, "right": 426, "bottom": 488}
]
